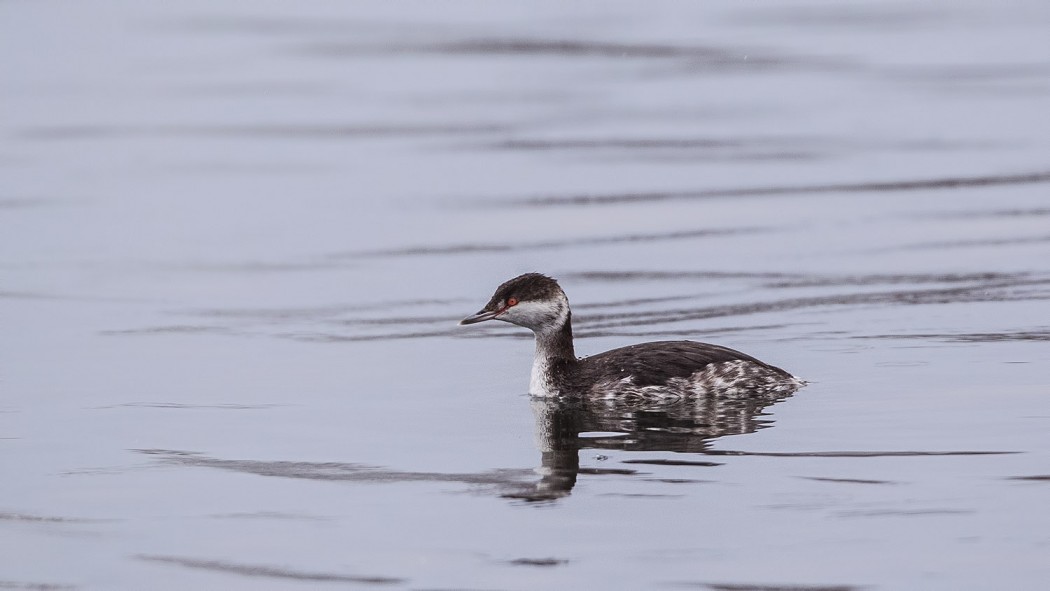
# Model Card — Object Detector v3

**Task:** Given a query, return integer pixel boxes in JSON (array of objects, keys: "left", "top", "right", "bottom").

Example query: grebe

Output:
[{"left": 460, "top": 273, "right": 805, "bottom": 399}]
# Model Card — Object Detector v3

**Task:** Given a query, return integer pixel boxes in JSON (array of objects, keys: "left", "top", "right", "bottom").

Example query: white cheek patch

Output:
[{"left": 502, "top": 300, "right": 566, "bottom": 331}]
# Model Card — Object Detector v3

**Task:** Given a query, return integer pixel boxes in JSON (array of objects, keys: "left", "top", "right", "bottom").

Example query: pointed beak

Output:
[{"left": 459, "top": 309, "right": 499, "bottom": 325}]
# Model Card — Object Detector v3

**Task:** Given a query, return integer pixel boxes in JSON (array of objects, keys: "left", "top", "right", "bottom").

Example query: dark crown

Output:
[{"left": 485, "top": 273, "right": 563, "bottom": 309}]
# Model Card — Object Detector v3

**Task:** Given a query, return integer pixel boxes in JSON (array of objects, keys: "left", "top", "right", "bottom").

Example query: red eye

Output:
[{"left": 507, "top": 297, "right": 518, "bottom": 307}]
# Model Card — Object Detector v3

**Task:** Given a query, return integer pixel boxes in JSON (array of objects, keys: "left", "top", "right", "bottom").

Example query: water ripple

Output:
[
  {"left": 137, "top": 555, "right": 403, "bottom": 585},
  {"left": 498, "top": 171, "right": 1050, "bottom": 207}
]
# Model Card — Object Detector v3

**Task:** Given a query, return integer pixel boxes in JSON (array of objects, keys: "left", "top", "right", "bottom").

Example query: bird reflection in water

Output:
[
  {"left": 132, "top": 390, "right": 796, "bottom": 504},
  {"left": 506, "top": 388, "right": 796, "bottom": 502}
]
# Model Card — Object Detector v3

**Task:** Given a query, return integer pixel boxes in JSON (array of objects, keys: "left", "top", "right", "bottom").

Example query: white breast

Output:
[{"left": 529, "top": 355, "right": 557, "bottom": 397}]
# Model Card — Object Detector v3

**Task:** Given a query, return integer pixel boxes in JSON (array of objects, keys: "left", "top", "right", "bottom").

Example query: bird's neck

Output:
[
  {"left": 530, "top": 311, "right": 577, "bottom": 397},
  {"left": 536, "top": 310, "right": 576, "bottom": 361}
]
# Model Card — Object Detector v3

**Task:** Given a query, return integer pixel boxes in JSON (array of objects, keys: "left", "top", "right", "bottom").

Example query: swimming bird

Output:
[{"left": 460, "top": 273, "right": 805, "bottom": 399}]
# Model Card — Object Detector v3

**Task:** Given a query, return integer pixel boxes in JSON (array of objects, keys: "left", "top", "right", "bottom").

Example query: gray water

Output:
[{"left": 3, "top": 1, "right": 1050, "bottom": 589}]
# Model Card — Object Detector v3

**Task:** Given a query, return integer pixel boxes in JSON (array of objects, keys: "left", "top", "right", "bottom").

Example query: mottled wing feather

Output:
[{"left": 578, "top": 340, "right": 784, "bottom": 389}]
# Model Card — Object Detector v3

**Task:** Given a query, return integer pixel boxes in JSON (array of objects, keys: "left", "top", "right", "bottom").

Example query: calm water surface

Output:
[{"left": 2, "top": 1, "right": 1050, "bottom": 589}]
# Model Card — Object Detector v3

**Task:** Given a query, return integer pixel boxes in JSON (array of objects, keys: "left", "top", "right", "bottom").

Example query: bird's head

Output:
[{"left": 459, "top": 273, "right": 569, "bottom": 333}]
